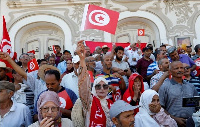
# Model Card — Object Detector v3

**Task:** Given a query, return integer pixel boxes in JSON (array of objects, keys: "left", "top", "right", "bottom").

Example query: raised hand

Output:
[
  {"left": 0, "top": 51, "right": 11, "bottom": 61},
  {"left": 76, "top": 40, "right": 85, "bottom": 60}
]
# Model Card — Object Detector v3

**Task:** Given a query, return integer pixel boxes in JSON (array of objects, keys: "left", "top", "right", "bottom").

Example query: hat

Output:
[
  {"left": 0, "top": 81, "right": 15, "bottom": 91},
  {"left": 63, "top": 50, "right": 71, "bottom": 54},
  {"left": 0, "top": 62, "right": 12, "bottom": 72},
  {"left": 72, "top": 55, "right": 80, "bottom": 63},
  {"left": 102, "top": 45, "right": 110, "bottom": 49},
  {"left": 142, "top": 46, "right": 153, "bottom": 52},
  {"left": 38, "top": 65, "right": 60, "bottom": 81},
  {"left": 109, "top": 100, "right": 139, "bottom": 118},
  {"left": 167, "top": 46, "right": 176, "bottom": 55}
]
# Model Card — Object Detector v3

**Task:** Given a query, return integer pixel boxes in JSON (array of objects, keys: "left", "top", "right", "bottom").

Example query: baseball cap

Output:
[
  {"left": 0, "top": 81, "right": 15, "bottom": 91},
  {"left": 167, "top": 46, "right": 176, "bottom": 55},
  {"left": 109, "top": 100, "right": 139, "bottom": 118},
  {"left": 142, "top": 46, "right": 153, "bottom": 52},
  {"left": 186, "top": 45, "right": 192, "bottom": 48},
  {"left": 72, "top": 55, "right": 80, "bottom": 63},
  {"left": 63, "top": 50, "right": 71, "bottom": 54}
]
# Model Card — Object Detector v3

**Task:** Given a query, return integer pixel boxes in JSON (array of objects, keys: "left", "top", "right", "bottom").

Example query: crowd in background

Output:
[{"left": 0, "top": 40, "right": 200, "bottom": 127}]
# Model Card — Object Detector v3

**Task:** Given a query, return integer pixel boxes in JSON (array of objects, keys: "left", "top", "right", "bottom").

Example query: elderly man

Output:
[
  {"left": 167, "top": 46, "right": 196, "bottom": 72},
  {"left": 150, "top": 58, "right": 170, "bottom": 92},
  {"left": 102, "top": 45, "right": 110, "bottom": 55},
  {"left": 110, "top": 100, "right": 139, "bottom": 127},
  {"left": 47, "top": 56, "right": 56, "bottom": 66},
  {"left": 158, "top": 61, "right": 198, "bottom": 127},
  {"left": 95, "top": 46, "right": 102, "bottom": 54},
  {"left": 19, "top": 53, "right": 30, "bottom": 72},
  {"left": 0, "top": 81, "right": 32, "bottom": 126}
]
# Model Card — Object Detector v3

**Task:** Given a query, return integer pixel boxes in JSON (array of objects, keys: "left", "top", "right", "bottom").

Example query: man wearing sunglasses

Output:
[{"left": 183, "top": 63, "right": 200, "bottom": 95}]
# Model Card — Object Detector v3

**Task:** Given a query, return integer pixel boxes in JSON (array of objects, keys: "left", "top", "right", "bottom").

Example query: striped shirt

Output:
[
  {"left": 147, "top": 61, "right": 159, "bottom": 76},
  {"left": 184, "top": 77, "right": 200, "bottom": 95}
]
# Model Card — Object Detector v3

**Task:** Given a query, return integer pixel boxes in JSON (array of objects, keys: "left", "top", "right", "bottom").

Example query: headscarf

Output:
[
  {"left": 135, "top": 89, "right": 160, "bottom": 127},
  {"left": 123, "top": 73, "right": 144, "bottom": 114},
  {"left": 90, "top": 77, "right": 113, "bottom": 126},
  {"left": 37, "top": 91, "right": 61, "bottom": 123}
]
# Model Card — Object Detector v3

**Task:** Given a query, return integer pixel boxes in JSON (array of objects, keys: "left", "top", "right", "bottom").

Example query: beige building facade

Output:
[{"left": 0, "top": 0, "right": 200, "bottom": 59}]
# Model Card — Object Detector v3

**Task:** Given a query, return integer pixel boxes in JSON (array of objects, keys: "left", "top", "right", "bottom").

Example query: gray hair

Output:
[
  {"left": 19, "top": 53, "right": 29, "bottom": 59},
  {"left": 158, "top": 58, "right": 168, "bottom": 66}
]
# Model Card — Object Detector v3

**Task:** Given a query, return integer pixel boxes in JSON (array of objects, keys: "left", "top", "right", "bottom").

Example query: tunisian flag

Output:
[
  {"left": 0, "top": 16, "right": 17, "bottom": 69},
  {"left": 28, "top": 58, "right": 39, "bottom": 73},
  {"left": 52, "top": 45, "right": 57, "bottom": 54},
  {"left": 81, "top": 4, "right": 119, "bottom": 34}
]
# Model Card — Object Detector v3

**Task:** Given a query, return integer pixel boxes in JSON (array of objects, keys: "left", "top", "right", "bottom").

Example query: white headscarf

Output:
[
  {"left": 135, "top": 89, "right": 160, "bottom": 127},
  {"left": 91, "top": 77, "right": 113, "bottom": 126}
]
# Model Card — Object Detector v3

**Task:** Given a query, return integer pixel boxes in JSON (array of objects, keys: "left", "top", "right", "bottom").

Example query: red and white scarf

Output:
[{"left": 89, "top": 96, "right": 112, "bottom": 127}]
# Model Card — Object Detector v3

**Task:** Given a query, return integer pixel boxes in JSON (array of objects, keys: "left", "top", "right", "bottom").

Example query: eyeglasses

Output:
[
  {"left": 184, "top": 66, "right": 190, "bottom": 70},
  {"left": 95, "top": 84, "right": 109, "bottom": 90},
  {"left": 40, "top": 106, "right": 59, "bottom": 113},
  {"left": 88, "top": 60, "right": 96, "bottom": 62}
]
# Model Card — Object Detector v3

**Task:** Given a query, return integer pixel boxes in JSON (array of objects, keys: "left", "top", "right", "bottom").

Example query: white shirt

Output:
[
  {"left": 0, "top": 101, "right": 32, "bottom": 127},
  {"left": 60, "top": 71, "right": 79, "bottom": 97},
  {"left": 124, "top": 45, "right": 141, "bottom": 66}
]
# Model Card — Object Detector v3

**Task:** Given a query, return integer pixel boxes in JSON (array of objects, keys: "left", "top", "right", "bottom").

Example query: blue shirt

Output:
[
  {"left": 147, "top": 61, "right": 159, "bottom": 76},
  {"left": 57, "top": 61, "right": 67, "bottom": 75}
]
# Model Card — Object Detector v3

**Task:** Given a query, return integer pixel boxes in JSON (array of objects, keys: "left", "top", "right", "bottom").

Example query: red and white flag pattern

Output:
[
  {"left": 28, "top": 58, "right": 39, "bottom": 73},
  {"left": 81, "top": 4, "right": 119, "bottom": 34},
  {"left": 27, "top": 50, "right": 35, "bottom": 54},
  {"left": 138, "top": 29, "right": 145, "bottom": 36},
  {"left": 0, "top": 16, "right": 15, "bottom": 58},
  {"left": 52, "top": 45, "right": 57, "bottom": 54}
]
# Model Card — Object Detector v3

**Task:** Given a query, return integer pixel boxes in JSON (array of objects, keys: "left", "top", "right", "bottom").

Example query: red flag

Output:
[
  {"left": 52, "top": 45, "right": 57, "bottom": 54},
  {"left": 27, "top": 50, "right": 35, "bottom": 54},
  {"left": 138, "top": 29, "right": 145, "bottom": 36},
  {"left": 28, "top": 58, "right": 39, "bottom": 73},
  {"left": 81, "top": 4, "right": 119, "bottom": 34},
  {"left": 0, "top": 16, "right": 15, "bottom": 58}
]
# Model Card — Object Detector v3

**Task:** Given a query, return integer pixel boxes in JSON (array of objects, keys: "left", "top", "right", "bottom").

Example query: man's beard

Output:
[{"left": 116, "top": 55, "right": 122, "bottom": 61}]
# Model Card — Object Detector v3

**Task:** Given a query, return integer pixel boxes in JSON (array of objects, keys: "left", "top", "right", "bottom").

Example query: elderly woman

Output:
[
  {"left": 29, "top": 91, "right": 73, "bottom": 127},
  {"left": 135, "top": 89, "right": 177, "bottom": 127},
  {"left": 71, "top": 40, "right": 113, "bottom": 127},
  {"left": 123, "top": 73, "right": 144, "bottom": 114}
]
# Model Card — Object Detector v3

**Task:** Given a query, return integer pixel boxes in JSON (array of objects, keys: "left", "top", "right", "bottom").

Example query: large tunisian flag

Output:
[
  {"left": 0, "top": 16, "right": 17, "bottom": 68},
  {"left": 81, "top": 4, "right": 119, "bottom": 34}
]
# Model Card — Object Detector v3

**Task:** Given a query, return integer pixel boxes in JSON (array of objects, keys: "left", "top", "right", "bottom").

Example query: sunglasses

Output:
[
  {"left": 184, "top": 66, "right": 190, "bottom": 70},
  {"left": 95, "top": 84, "right": 109, "bottom": 90}
]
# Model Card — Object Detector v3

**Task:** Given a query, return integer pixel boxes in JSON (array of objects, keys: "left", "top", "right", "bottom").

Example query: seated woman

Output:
[
  {"left": 135, "top": 89, "right": 177, "bottom": 127},
  {"left": 123, "top": 73, "right": 144, "bottom": 114},
  {"left": 61, "top": 58, "right": 74, "bottom": 78},
  {"left": 71, "top": 40, "right": 113, "bottom": 127},
  {"left": 29, "top": 91, "right": 73, "bottom": 127}
]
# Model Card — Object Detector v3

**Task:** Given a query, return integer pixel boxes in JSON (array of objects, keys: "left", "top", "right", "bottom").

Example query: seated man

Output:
[
  {"left": 110, "top": 100, "right": 139, "bottom": 127},
  {"left": 0, "top": 81, "right": 32, "bottom": 126},
  {"left": 158, "top": 61, "right": 198, "bottom": 127}
]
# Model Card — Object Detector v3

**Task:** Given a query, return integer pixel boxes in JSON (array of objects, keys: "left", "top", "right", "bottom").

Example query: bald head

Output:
[{"left": 169, "top": 61, "right": 182, "bottom": 71}]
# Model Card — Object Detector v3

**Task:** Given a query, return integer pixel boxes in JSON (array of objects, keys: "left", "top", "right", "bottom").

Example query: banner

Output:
[
  {"left": 81, "top": 4, "right": 119, "bottom": 34},
  {"left": 138, "top": 29, "right": 145, "bottom": 36}
]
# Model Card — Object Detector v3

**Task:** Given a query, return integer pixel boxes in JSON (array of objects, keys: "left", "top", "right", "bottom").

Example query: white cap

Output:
[{"left": 72, "top": 55, "right": 80, "bottom": 63}]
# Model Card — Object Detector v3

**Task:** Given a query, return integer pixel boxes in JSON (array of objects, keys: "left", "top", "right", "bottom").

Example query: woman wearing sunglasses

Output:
[
  {"left": 71, "top": 40, "right": 113, "bottom": 127},
  {"left": 29, "top": 91, "right": 73, "bottom": 127}
]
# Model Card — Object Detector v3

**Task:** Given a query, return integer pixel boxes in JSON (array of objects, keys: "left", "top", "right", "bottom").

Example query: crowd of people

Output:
[{"left": 0, "top": 40, "right": 200, "bottom": 127}]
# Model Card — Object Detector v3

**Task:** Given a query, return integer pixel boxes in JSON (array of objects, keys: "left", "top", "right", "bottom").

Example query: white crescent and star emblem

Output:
[
  {"left": 89, "top": 10, "right": 110, "bottom": 26},
  {"left": 59, "top": 97, "right": 66, "bottom": 108},
  {"left": 1, "top": 39, "right": 14, "bottom": 58},
  {"left": 29, "top": 62, "right": 35, "bottom": 70}
]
